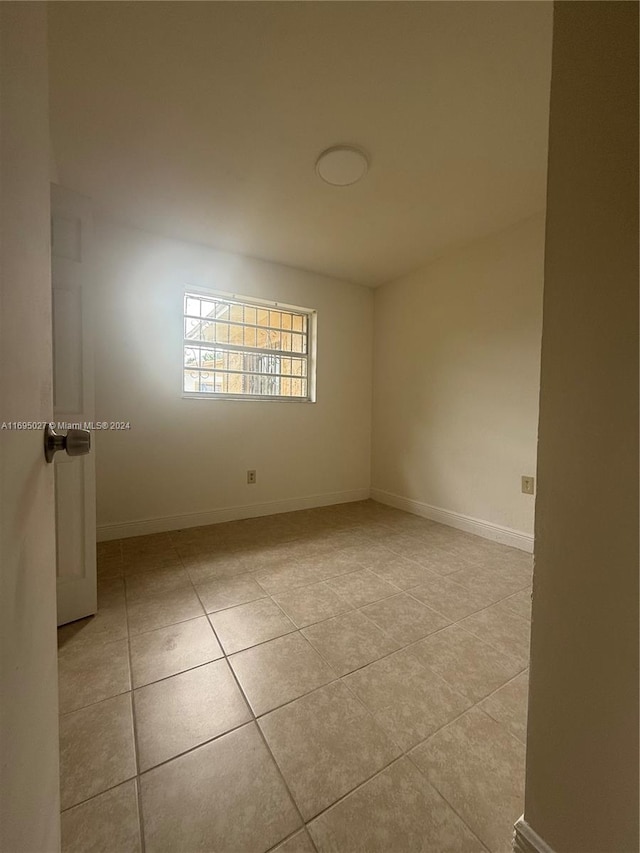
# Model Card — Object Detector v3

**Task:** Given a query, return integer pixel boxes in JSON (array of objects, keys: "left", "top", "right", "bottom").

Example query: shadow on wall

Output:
[{"left": 372, "top": 213, "right": 545, "bottom": 537}]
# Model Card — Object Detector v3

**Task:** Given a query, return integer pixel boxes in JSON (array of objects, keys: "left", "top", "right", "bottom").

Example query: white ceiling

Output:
[{"left": 48, "top": 2, "right": 552, "bottom": 287}]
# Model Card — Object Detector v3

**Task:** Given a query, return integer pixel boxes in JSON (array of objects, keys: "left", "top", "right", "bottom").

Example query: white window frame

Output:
[{"left": 181, "top": 287, "right": 317, "bottom": 403}]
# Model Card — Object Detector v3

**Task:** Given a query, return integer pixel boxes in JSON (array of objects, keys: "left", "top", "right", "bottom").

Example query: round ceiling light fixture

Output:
[{"left": 316, "top": 145, "right": 369, "bottom": 187}]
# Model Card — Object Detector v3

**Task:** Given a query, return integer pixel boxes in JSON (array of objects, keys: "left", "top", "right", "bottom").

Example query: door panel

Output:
[
  {"left": 51, "top": 184, "right": 97, "bottom": 626},
  {"left": 0, "top": 5, "right": 61, "bottom": 850},
  {"left": 53, "top": 283, "right": 83, "bottom": 413}
]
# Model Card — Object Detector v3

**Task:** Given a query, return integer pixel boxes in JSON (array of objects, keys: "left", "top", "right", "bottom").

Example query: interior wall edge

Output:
[
  {"left": 96, "top": 488, "right": 371, "bottom": 541},
  {"left": 513, "top": 817, "right": 557, "bottom": 853},
  {"left": 371, "top": 487, "right": 534, "bottom": 553},
  {"left": 373, "top": 208, "right": 547, "bottom": 294}
]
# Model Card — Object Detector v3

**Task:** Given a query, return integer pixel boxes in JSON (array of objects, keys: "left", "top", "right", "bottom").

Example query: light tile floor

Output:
[{"left": 58, "top": 500, "right": 532, "bottom": 853}]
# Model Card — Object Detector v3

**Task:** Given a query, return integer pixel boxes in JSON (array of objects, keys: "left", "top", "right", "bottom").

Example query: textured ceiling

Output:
[{"left": 48, "top": 1, "right": 552, "bottom": 286}]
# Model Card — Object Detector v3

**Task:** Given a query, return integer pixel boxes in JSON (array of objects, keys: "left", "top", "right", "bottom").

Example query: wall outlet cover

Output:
[{"left": 521, "top": 476, "right": 535, "bottom": 495}]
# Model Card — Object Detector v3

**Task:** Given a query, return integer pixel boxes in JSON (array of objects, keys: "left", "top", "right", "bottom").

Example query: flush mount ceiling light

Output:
[{"left": 316, "top": 145, "right": 369, "bottom": 186}]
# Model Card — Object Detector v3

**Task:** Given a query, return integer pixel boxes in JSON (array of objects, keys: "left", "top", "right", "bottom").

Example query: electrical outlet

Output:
[
  {"left": 247, "top": 470, "right": 257, "bottom": 485},
  {"left": 521, "top": 475, "right": 535, "bottom": 495}
]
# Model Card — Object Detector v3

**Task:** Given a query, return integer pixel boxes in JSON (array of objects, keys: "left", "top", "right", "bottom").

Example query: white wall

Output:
[
  {"left": 522, "top": 3, "right": 638, "bottom": 851},
  {"left": 0, "top": 4, "right": 61, "bottom": 850},
  {"left": 93, "top": 221, "right": 373, "bottom": 538},
  {"left": 371, "top": 213, "right": 545, "bottom": 543}
]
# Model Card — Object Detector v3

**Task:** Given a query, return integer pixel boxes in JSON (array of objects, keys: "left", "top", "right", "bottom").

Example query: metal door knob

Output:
[{"left": 44, "top": 424, "right": 91, "bottom": 463}]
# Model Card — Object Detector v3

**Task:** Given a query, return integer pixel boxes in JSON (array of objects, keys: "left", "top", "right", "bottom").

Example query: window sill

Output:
[{"left": 181, "top": 393, "right": 316, "bottom": 403}]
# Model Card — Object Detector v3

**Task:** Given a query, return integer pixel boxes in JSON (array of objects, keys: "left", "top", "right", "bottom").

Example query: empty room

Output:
[{"left": 1, "top": 3, "right": 637, "bottom": 853}]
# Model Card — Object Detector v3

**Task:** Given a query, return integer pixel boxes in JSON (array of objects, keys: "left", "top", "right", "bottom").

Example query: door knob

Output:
[{"left": 44, "top": 424, "right": 91, "bottom": 463}]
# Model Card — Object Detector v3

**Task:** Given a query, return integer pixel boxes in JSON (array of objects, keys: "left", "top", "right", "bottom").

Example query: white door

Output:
[
  {"left": 51, "top": 184, "right": 98, "bottom": 626},
  {"left": 0, "top": 5, "right": 61, "bottom": 850}
]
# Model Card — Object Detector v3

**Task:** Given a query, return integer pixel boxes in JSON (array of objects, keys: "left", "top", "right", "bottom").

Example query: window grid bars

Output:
[
  {"left": 184, "top": 315, "right": 307, "bottom": 336},
  {"left": 183, "top": 292, "right": 312, "bottom": 399},
  {"left": 183, "top": 367, "right": 307, "bottom": 381},
  {"left": 183, "top": 341, "right": 307, "bottom": 358}
]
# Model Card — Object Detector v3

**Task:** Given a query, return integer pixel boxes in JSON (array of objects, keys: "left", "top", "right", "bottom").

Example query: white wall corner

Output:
[
  {"left": 513, "top": 817, "right": 557, "bottom": 853},
  {"left": 370, "top": 488, "right": 534, "bottom": 553},
  {"left": 97, "top": 488, "right": 370, "bottom": 541}
]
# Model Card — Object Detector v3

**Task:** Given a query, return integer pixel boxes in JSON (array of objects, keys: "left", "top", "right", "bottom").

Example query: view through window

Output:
[{"left": 183, "top": 291, "right": 314, "bottom": 400}]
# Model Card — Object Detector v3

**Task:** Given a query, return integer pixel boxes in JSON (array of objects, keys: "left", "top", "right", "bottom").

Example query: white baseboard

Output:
[
  {"left": 513, "top": 817, "right": 556, "bottom": 853},
  {"left": 370, "top": 488, "right": 534, "bottom": 553},
  {"left": 96, "top": 488, "right": 370, "bottom": 541}
]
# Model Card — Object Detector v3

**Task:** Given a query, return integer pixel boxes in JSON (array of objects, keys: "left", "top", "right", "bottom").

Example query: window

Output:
[{"left": 183, "top": 290, "right": 315, "bottom": 401}]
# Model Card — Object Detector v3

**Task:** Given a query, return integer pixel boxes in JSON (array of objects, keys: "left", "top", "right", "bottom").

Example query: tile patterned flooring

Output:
[{"left": 58, "top": 500, "right": 532, "bottom": 853}]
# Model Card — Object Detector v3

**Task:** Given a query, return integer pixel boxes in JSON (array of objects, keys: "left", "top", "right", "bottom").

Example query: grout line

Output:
[
  {"left": 264, "top": 827, "right": 318, "bottom": 853},
  {"left": 58, "top": 685, "right": 132, "bottom": 719},
  {"left": 190, "top": 570, "right": 423, "bottom": 841},
  {"left": 131, "top": 652, "right": 227, "bottom": 692},
  {"left": 82, "top": 505, "right": 532, "bottom": 850},
  {"left": 202, "top": 610, "right": 310, "bottom": 840},
  {"left": 302, "top": 750, "right": 407, "bottom": 827},
  {"left": 476, "top": 665, "right": 530, "bottom": 708},
  {"left": 134, "top": 717, "right": 254, "bottom": 777},
  {"left": 60, "top": 776, "right": 139, "bottom": 815},
  {"left": 123, "top": 569, "right": 528, "bottom": 710},
  {"left": 66, "top": 585, "right": 529, "bottom": 713},
  {"left": 127, "top": 610, "right": 207, "bottom": 640},
  {"left": 404, "top": 751, "right": 493, "bottom": 853},
  {"left": 122, "top": 570, "right": 147, "bottom": 853}
]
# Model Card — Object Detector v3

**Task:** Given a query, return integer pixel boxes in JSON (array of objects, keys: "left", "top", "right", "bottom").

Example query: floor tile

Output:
[
  {"left": 209, "top": 598, "right": 296, "bottom": 653},
  {"left": 450, "top": 564, "right": 530, "bottom": 602},
  {"left": 343, "top": 648, "right": 472, "bottom": 751},
  {"left": 97, "top": 541, "right": 121, "bottom": 561},
  {"left": 195, "top": 573, "right": 267, "bottom": 612},
  {"left": 272, "top": 830, "right": 316, "bottom": 853},
  {"left": 259, "top": 681, "right": 401, "bottom": 819},
  {"left": 124, "top": 566, "right": 191, "bottom": 602},
  {"left": 182, "top": 551, "right": 243, "bottom": 585},
  {"left": 367, "top": 555, "right": 438, "bottom": 590},
  {"left": 361, "top": 594, "right": 450, "bottom": 645},
  {"left": 254, "top": 559, "right": 334, "bottom": 595},
  {"left": 121, "top": 533, "right": 175, "bottom": 556},
  {"left": 308, "top": 757, "right": 484, "bottom": 853},
  {"left": 82, "top": 510, "right": 531, "bottom": 853},
  {"left": 57, "top": 602, "right": 128, "bottom": 651},
  {"left": 408, "top": 624, "right": 524, "bottom": 702},
  {"left": 410, "top": 550, "right": 477, "bottom": 577},
  {"left": 325, "top": 569, "right": 399, "bottom": 607},
  {"left": 479, "top": 670, "right": 529, "bottom": 743},
  {"left": 58, "top": 638, "right": 131, "bottom": 714},
  {"left": 59, "top": 693, "right": 136, "bottom": 810},
  {"left": 134, "top": 659, "right": 251, "bottom": 771},
  {"left": 122, "top": 551, "right": 183, "bottom": 577},
  {"left": 97, "top": 555, "right": 123, "bottom": 580},
  {"left": 273, "top": 582, "right": 351, "bottom": 628},
  {"left": 458, "top": 603, "right": 531, "bottom": 666},
  {"left": 196, "top": 551, "right": 258, "bottom": 579},
  {"left": 411, "top": 707, "right": 525, "bottom": 853},
  {"left": 126, "top": 586, "right": 204, "bottom": 636},
  {"left": 324, "top": 528, "right": 371, "bottom": 548},
  {"left": 97, "top": 577, "right": 126, "bottom": 608},
  {"left": 382, "top": 531, "right": 436, "bottom": 558},
  {"left": 302, "top": 610, "right": 399, "bottom": 676},
  {"left": 496, "top": 548, "right": 533, "bottom": 572},
  {"left": 229, "top": 632, "right": 336, "bottom": 716},
  {"left": 140, "top": 723, "right": 300, "bottom": 853},
  {"left": 129, "top": 616, "right": 223, "bottom": 687},
  {"left": 61, "top": 780, "right": 141, "bottom": 853},
  {"left": 500, "top": 588, "right": 532, "bottom": 621},
  {"left": 408, "top": 574, "right": 496, "bottom": 621},
  {"left": 349, "top": 544, "right": 400, "bottom": 571},
  {"left": 318, "top": 549, "right": 369, "bottom": 576}
]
